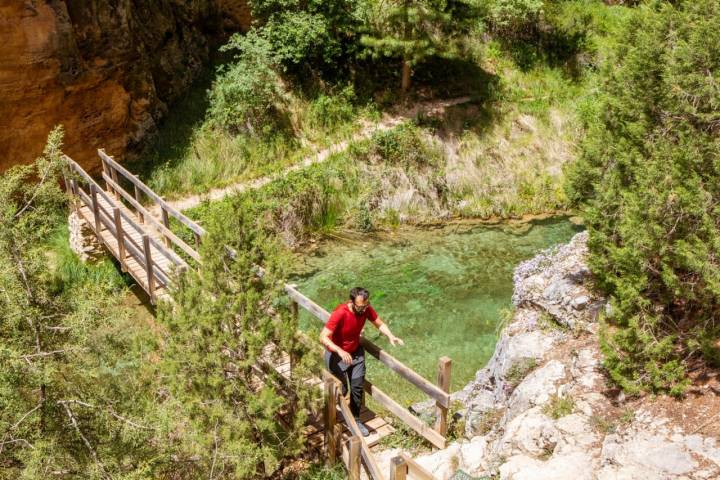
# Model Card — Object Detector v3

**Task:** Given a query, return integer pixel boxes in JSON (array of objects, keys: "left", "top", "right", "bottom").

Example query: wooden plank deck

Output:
[
  {"left": 260, "top": 345, "right": 395, "bottom": 449},
  {"left": 76, "top": 192, "right": 180, "bottom": 303}
]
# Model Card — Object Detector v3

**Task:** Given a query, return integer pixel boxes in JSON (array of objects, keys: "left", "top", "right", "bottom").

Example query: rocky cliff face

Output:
[
  {"left": 382, "top": 232, "right": 720, "bottom": 480},
  {"left": 0, "top": 0, "right": 250, "bottom": 173}
]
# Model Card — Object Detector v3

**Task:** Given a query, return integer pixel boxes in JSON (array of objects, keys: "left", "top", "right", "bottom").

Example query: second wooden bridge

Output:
[{"left": 63, "top": 151, "right": 453, "bottom": 480}]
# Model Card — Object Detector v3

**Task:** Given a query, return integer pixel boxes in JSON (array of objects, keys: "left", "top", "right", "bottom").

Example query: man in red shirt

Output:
[{"left": 320, "top": 287, "right": 404, "bottom": 436}]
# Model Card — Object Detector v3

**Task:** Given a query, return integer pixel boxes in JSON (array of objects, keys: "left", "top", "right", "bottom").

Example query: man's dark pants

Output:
[{"left": 324, "top": 346, "right": 365, "bottom": 418}]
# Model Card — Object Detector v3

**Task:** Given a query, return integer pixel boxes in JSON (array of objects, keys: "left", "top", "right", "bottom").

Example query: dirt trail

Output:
[{"left": 150, "top": 96, "right": 473, "bottom": 215}]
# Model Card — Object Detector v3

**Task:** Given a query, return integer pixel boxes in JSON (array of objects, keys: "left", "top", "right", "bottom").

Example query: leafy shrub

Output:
[
  {"left": 486, "top": 0, "right": 545, "bottom": 38},
  {"left": 209, "top": 32, "right": 284, "bottom": 135},
  {"left": 366, "top": 123, "right": 442, "bottom": 169},
  {"left": 567, "top": 0, "right": 720, "bottom": 396},
  {"left": 506, "top": 357, "right": 537, "bottom": 388},
  {"left": 307, "top": 85, "right": 357, "bottom": 129},
  {"left": 542, "top": 394, "right": 574, "bottom": 419}
]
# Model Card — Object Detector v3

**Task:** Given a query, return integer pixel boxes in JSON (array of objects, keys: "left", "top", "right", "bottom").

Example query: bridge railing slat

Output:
[
  {"left": 101, "top": 172, "right": 201, "bottom": 262},
  {"left": 98, "top": 149, "right": 206, "bottom": 237},
  {"left": 64, "top": 155, "right": 181, "bottom": 299},
  {"left": 286, "top": 284, "right": 451, "bottom": 449}
]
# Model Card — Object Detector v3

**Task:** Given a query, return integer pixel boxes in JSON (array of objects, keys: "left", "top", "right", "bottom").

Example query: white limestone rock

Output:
[
  {"left": 499, "top": 451, "right": 595, "bottom": 480},
  {"left": 496, "top": 407, "right": 559, "bottom": 458},
  {"left": 505, "top": 360, "right": 565, "bottom": 422}
]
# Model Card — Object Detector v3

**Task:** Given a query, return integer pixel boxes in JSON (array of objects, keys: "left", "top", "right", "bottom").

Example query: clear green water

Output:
[{"left": 290, "top": 217, "right": 583, "bottom": 405}]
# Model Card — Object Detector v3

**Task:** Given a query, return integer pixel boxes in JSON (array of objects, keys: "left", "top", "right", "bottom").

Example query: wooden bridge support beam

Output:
[
  {"left": 434, "top": 357, "right": 452, "bottom": 438},
  {"left": 142, "top": 235, "right": 155, "bottom": 301},
  {"left": 348, "top": 436, "right": 361, "bottom": 480},
  {"left": 390, "top": 456, "right": 408, "bottom": 480},
  {"left": 113, "top": 208, "right": 126, "bottom": 272},
  {"left": 324, "top": 378, "right": 338, "bottom": 465},
  {"left": 90, "top": 184, "right": 102, "bottom": 243}
]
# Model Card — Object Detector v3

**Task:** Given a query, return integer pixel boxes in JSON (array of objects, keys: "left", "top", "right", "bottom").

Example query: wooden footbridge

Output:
[{"left": 63, "top": 151, "right": 453, "bottom": 480}]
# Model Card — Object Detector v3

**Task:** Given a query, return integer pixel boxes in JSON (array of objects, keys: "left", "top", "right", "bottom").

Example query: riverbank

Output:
[
  {"left": 372, "top": 232, "right": 720, "bottom": 479},
  {"left": 291, "top": 216, "right": 583, "bottom": 405}
]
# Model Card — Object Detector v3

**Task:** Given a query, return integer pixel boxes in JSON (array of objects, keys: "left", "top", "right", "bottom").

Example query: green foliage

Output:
[
  {"left": 505, "top": 357, "right": 537, "bottom": 388},
  {"left": 361, "top": 0, "right": 450, "bottom": 61},
  {"left": 298, "top": 462, "right": 347, "bottom": 480},
  {"left": 158, "top": 198, "right": 317, "bottom": 478},
  {"left": 361, "top": 0, "right": 475, "bottom": 88},
  {"left": 307, "top": 85, "right": 357, "bottom": 129},
  {"left": 485, "top": 0, "right": 544, "bottom": 37},
  {"left": 0, "top": 127, "right": 160, "bottom": 478},
  {"left": 567, "top": 0, "right": 720, "bottom": 396},
  {"left": 542, "top": 394, "right": 574, "bottom": 419},
  {"left": 364, "top": 123, "right": 442, "bottom": 169},
  {"left": 248, "top": 0, "right": 364, "bottom": 75},
  {"left": 210, "top": 33, "right": 285, "bottom": 135}
]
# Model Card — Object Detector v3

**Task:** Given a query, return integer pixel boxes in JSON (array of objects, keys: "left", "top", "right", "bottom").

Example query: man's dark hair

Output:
[{"left": 349, "top": 287, "right": 370, "bottom": 302}]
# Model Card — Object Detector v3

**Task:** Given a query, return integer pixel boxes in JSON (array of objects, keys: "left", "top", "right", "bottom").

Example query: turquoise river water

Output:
[{"left": 290, "top": 217, "right": 583, "bottom": 405}]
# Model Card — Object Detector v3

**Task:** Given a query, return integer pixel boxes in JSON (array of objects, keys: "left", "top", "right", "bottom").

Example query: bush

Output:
[
  {"left": 209, "top": 33, "right": 284, "bottom": 135},
  {"left": 486, "top": 0, "right": 545, "bottom": 38},
  {"left": 365, "top": 123, "right": 442, "bottom": 169},
  {"left": 307, "top": 85, "right": 356, "bottom": 129},
  {"left": 567, "top": 0, "right": 720, "bottom": 396}
]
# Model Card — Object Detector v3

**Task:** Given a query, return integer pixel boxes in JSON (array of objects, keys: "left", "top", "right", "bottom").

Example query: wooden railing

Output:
[
  {"left": 98, "top": 149, "right": 205, "bottom": 263},
  {"left": 323, "top": 372, "right": 384, "bottom": 480},
  {"left": 64, "top": 155, "right": 187, "bottom": 302},
  {"left": 389, "top": 454, "right": 436, "bottom": 480},
  {"left": 285, "top": 285, "right": 452, "bottom": 450}
]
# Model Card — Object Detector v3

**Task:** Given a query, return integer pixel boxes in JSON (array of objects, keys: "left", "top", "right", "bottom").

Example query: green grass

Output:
[
  {"left": 542, "top": 394, "right": 575, "bottom": 419},
  {"left": 506, "top": 358, "right": 538, "bottom": 388},
  {"left": 297, "top": 462, "right": 346, "bottom": 480},
  {"left": 130, "top": 71, "right": 379, "bottom": 199},
  {"left": 47, "top": 225, "right": 131, "bottom": 292}
]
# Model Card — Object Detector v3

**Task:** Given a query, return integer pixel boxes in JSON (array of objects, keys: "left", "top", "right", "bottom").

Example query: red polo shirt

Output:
[{"left": 325, "top": 303, "right": 378, "bottom": 354}]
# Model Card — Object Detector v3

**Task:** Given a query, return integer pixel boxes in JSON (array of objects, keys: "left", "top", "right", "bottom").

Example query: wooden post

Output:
[
  {"left": 110, "top": 162, "right": 120, "bottom": 200},
  {"left": 66, "top": 177, "right": 78, "bottom": 211},
  {"left": 70, "top": 179, "right": 78, "bottom": 208},
  {"left": 194, "top": 231, "right": 202, "bottom": 251},
  {"left": 289, "top": 300, "right": 299, "bottom": 378},
  {"left": 90, "top": 184, "right": 102, "bottom": 242},
  {"left": 100, "top": 156, "right": 112, "bottom": 197},
  {"left": 161, "top": 209, "right": 171, "bottom": 248},
  {"left": 348, "top": 436, "right": 361, "bottom": 480},
  {"left": 143, "top": 235, "right": 154, "bottom": 301},
  {"left": 113, "top": 208, "right": 126, "bottom": 272},
  {"left": 134, "top": 184, "right": 144, "bottom": 223},
  {"left": 390, "top": 456, "right": 408, "bottom": 480},
  {"left": 434, "top": 356, "right": 452, "bottom": 438},
  {"left": 324, "top": 378, "right": 338, "bottom": 465}
]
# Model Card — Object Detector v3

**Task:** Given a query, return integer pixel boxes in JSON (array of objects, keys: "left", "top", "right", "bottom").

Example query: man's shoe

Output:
[{"left": 354, "top": 418, "right": 370, "bottom": 437}]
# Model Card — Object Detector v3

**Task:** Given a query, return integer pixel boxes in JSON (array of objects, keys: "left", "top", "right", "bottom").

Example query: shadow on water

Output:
[{"left": 291, "top": 217, "right": 584, "bottom": 404}]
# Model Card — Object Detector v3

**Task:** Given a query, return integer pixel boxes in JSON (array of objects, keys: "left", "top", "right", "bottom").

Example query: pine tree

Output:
[
  {"left": 566, "top": 0, "right": 720, "bottom": 396},
  {"left": 361, "top": 0, "right": 455, "bottom": 92},
  {"left": 157, "top": 195, "right": 316, "bottom": 478},
  {"left": 1, "top": 128, "right": 161, "bottom": 478}
]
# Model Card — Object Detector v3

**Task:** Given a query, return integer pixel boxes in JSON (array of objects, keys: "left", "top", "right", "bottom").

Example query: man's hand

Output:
[
  {"left": 337, "top": 348, "right": 353, "bottom": 364},
  {"left": 389, "top": 335, "right": 404, "bottom": 347}
]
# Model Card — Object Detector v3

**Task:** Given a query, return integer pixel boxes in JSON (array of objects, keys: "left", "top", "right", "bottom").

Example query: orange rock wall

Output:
[{"left": 0, "top": 0, "right": 250, "bottom": 174}]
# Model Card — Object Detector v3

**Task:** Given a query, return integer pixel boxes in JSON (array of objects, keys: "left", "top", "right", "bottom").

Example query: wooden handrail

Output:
[
  {"left": 324, "top": 372, "right": 385, "bottom": 480},
  {"left": 65, "top": 155, "right": 183, "bottom": 293},
  {"left": 98, "top": 149, "right": 206, "bottom": 237},
  {"left": 400, "top": 453, "right": 436, "bottom": 480},
  {"left": 102, "top": 172, "right": 201, "bottom": 262},
  {"left": 364, "top": 380, "right": 446, "bottom": 449},
  {"left": 285, "top": 284, "right": 450, "bottom": 408}
]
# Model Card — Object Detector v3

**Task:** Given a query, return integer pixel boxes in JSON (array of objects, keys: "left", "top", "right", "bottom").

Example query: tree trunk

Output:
[{"left": 401, "top": 58, "right": 411, "bottom": 94}]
